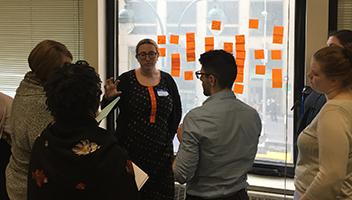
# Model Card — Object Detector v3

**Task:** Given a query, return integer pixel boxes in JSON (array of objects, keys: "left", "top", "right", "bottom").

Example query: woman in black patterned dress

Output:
[{"left": 103, "top": 38, "right": 182, "bottom": 200}]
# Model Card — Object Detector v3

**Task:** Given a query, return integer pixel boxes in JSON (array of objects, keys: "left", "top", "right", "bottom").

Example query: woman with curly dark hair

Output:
[{"left": 27, "top": 62, "right": 139, "bottom": 200}]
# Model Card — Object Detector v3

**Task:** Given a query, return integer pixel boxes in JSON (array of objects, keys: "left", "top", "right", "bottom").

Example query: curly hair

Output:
[{"left": 44, "top": 62, "right": 102, "bottom": 122}]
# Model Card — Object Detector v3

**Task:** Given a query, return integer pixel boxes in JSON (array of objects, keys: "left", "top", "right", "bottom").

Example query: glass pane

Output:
[{"left": 117, "top": 0, "right": 294, "bottom": 165}]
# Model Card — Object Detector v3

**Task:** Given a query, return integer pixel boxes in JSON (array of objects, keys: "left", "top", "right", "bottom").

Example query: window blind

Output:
[
  {"left": 0, "top": 0, "right": 84, "bottom": 97},
  {"left": 338, "top": 0, "right": 352, "bottom": 30}
]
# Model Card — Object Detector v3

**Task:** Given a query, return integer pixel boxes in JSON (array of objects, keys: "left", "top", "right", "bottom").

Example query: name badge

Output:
[{"left": 157, "top": 89, "right": 169, "bottom": 97}]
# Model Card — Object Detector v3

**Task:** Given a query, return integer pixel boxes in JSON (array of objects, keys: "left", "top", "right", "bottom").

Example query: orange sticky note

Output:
[
  {"left": 236, "top": 44, "right": 245, "bottom": 51},
  {"left": 211, "top": 20, "right": 221, "bottom": 30},
  {"left": 186, "top": 52, "right": 196, "bottom": 62},
  {"left": 205, "top": 37, "right": 214, "bottom": 52},
  {"left": 236, "top": 59, "right": 245, "bottom": 66},
  {"left": 184, "top": 71, "right": 194, "bottom": 80},
  {"left": 255, "top": 65, "right": 266, "bottom": 75},
  {"left": 236, "top": 35, "right": 245, "bottom": 44},
  {"left": 224, "top": 42, "right": 233, "bottom": 54},
  {"left": 236, "top": 51, "right": 246, "bottom": 59},
  {"left": 158, "top": 47, "right": 166, "bottom": 57},
  {"left": 272, "top": 68, "right": 283, "bottom": 88},
  {"left": 273, "top": 35, "right": 283, "bottom": 44},
  {"left": 273, "top": 26, "right": 284, "bottom": 44},
  {"left": 186, "top": 32, "right": 195, "bottom": 42},
  {"left": 254, "top": 49, "right": 265, "bottom": 59},
  {"left": 157, "top": 35, "right": 166, "bottom": 44},
  {"left": 233, "top": 83, "right": 244, "bottom": 94},
  {"left": 187, "top": 42, "right": 195, "bottom": 50},
  {"left": 273, "top": 26, "right": 284, "bottom": 35},
  {"left": 249, "top": 19, "right": 259, "bottom": 29},
  {"left": 237, "top": 65, "right": 244, "bottom": 74},
  {"left": 171, "top": 53, "right": 180, "bottom": 77},
  {"left": 271, "top": 50, "right": 282, "bottom": 60},
  {"left": 235, "top": 73, "right": 244, "bottom": 83},
  {"left": 170, "top": 35, "right": 179, "bottom": 44}
]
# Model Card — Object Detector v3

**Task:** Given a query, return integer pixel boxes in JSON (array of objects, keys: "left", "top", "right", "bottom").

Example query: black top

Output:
[
  {"left": 102, "top": 70, "right": 182, "bottom": 200},
  {"left": 27, "top": 117, "right": 140, "bottom": 200},
  {"left": 297, "top": 90, "right": 327, "bottom": 134}
]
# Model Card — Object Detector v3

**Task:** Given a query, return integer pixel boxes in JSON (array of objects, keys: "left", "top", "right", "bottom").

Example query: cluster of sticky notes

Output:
[
  {"left": 156, "top": 22, "right": 285, "bottom": 87},
  {"left": 273, "top": 26, "right": 284, "bottom": 44},
  {"left": 205, "top": 37, "right": 214, "bottom": 52},
  {"left": 233, "top": 34, "right": 246, "bottom": 94},
  {"left": 171, "top": 53, "right": 180, "bottom": 77},
  {"left": 186, "top": 32, "right": 196, "bottom": 62},
  {"left": 157, "top": 35, "right": 167, "bottom": 57}
]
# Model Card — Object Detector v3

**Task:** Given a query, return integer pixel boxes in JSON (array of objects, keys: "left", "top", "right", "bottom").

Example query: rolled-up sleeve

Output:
[{"left": 173, "top": 113, "right": 200, "bottom": 184}]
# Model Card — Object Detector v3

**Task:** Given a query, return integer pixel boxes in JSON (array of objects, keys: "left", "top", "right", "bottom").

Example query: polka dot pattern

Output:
[{"left": 117, "top": 71, "right": 175, "bottom": 200}]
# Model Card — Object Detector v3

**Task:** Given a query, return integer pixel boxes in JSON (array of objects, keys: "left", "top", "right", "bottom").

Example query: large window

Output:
[{"left": 118, "top": 0, "right": 295, "bottom": 166}]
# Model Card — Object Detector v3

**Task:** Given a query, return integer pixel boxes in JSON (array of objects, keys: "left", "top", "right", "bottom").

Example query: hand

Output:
[
  {"left": 104, "top": 77, "right": 122, "bottom": 99},
  {"left": 177, "top": 123, "right": 183, "bottom": 143}
]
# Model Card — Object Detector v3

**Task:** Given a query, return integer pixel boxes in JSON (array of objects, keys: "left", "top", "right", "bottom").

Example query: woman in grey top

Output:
[{"left": 5, "top": 40, "right": 72, "bottom": 200}]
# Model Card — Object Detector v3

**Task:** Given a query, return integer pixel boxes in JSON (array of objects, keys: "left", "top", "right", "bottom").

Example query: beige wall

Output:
[{"left": 305, "top": 0, "right": 329, "bottom": 84}]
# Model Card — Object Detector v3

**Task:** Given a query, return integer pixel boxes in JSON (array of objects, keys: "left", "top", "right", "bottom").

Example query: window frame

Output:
[{"left": 110, "top": 0, "right": 306, "bottom": 178}]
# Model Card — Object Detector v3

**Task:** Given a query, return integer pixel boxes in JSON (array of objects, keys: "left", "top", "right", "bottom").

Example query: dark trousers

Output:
[
  {"left": 0, "top": 139, "right": 11, "bottom": 200},
  {"left": 186, "top": 188, "right": 249, "bottom": 200}
]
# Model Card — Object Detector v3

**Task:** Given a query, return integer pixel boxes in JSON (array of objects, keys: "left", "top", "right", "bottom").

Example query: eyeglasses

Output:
[
  {"left": 195, "top": 70, "right": 211, "bottom": 79},
  {"left": 137, "top": 51, "right": 158, "bottom": 59}
]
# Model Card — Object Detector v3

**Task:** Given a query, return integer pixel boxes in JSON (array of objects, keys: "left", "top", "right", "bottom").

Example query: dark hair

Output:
[
  {"left": 314, "top": 45, "right": 352, "bottom": 88},
  {"left": 199, "top": 50, "right": 237, "bottom": 89},
  {"left": 44, "top": 62, "right": 102, "bottom": 122},
  {"left": 329, "top": 29, "right": 352, "bottom": 46},
  {"left": 135, "top": 38, "right": 159, "bottom": 55},
  {"left": 28, "top": 40, "right": 73, "bottom": 83}
]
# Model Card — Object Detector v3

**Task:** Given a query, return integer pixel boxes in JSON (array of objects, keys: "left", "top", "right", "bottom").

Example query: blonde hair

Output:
[{"left": 28, "top": 40, "right": 72, "bottom": 83}]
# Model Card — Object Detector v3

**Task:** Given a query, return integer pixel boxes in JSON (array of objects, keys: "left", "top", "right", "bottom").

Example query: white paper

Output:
[
  {"left": 95, "top": 97, "right": 120, "bottom": 123},
  {"left": 132, "top": 162, "right": 149, "bottom": 190}
]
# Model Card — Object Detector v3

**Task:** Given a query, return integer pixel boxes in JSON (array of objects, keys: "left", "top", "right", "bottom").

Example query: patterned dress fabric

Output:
[
  {"left": 27, "top": 118, "right": 140, "bottom": 200},
  {"left": 103, "top": 70, "right": 181, "bottom": 200}
]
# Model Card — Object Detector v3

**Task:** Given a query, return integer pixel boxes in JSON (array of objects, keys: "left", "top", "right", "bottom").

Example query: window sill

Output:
[{"left": 248, "top": 174, "right": 294, "bottom": 195}]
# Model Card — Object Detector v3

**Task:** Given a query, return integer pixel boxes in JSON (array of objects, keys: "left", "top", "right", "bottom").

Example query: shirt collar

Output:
[{"left": 203, "top": 89, "right": 236, "bottom": 105}]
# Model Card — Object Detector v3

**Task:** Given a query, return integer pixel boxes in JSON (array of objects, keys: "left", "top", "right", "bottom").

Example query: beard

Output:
[{"left": 202, "top": 83, "right": 211, "bottom": 96}]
